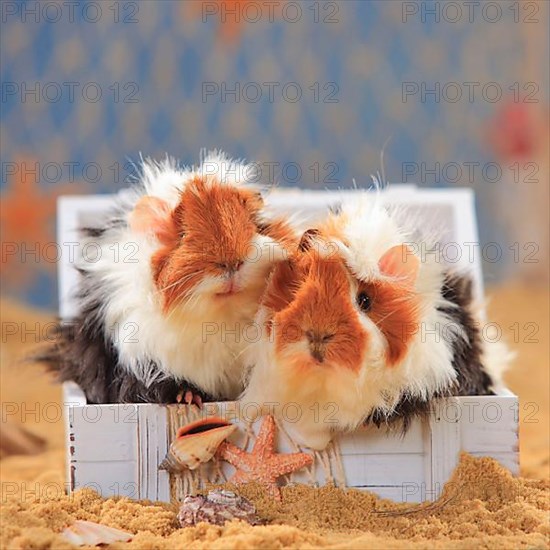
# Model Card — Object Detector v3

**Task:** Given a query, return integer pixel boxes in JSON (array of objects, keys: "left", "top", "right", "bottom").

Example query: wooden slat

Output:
[
  {"left": 337, "top": 421, "right": 424, "bottom": 455},
  {"left": 72, "top": 461, "right": 139, "bottom": 498},
  {"left": 325, "top": 453, "right": 425, "bottom": 487},
  {"left": 458, "top": 396, "right": 519, "bottom": 454},
  {"left": 137, "top": 405, "right": 170, "bottom": 501},
  {"left": 70, "top": 405, "right": 138, "bottom": 462},
  {"left": 66, "top": 393, "right": 519, "bottom": 503},
  {"left": 426, "top": 399, "right": 461, "bottom": 501}
]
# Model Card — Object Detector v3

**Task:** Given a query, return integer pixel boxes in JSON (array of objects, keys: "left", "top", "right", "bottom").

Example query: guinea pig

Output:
[
  {"left": 239, "top": 194, "right": 510, "bottom": 449},
  {"left": 39, "top": 152, "right": 296, "bottom": 404}
]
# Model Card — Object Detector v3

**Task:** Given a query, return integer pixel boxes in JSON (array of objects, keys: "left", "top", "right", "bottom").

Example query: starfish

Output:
[{"left": 217, "top": 415, "right": 313, "bottom": 500}]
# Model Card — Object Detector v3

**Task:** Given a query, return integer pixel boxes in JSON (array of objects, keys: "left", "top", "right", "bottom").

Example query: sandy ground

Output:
[{"left": 0, "top": 284, "right": 548, "bottom": 549}]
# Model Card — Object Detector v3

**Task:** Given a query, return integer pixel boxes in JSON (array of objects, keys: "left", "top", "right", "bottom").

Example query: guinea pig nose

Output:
[
  {"left": 227, "top": 260, "right": 244, "bottom": 274},
  {"left": 218, "top": 259, "right": 244, "bottom": 275},
  {"left": 310, "top": 348, "right": 325, "bottom": 364}
]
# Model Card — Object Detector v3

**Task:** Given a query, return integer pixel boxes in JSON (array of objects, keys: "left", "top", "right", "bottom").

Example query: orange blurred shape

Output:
[
  {"left": 0, "top": 157, "right": 86, "bottom": 289},
  {"left": 486, "top": 101, "right": 548, "bottom": 162},
  {"left": 182, "top": 0, "right": 287, "bottom": 44}
]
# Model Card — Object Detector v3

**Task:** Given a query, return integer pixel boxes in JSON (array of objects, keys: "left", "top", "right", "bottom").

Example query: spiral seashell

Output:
[
  {"left": 159, "top": 417, "right": 236, "bottom": 472},
  {"left": 206, "top": 489, "right": 240, "bottom": 506},
  {"left": 178, "top": 490, "right": 263, "bottom": 527}
]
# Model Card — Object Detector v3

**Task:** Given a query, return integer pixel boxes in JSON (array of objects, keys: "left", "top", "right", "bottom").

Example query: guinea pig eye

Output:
[
  {"left": 357, "top": 292, "right": 371, "bottom": 313},
  {"left": 256, "top": 222, "right": 269, "bottom": 235}
]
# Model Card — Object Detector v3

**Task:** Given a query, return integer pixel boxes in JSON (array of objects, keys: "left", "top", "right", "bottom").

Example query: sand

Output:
[
  {"left": 1, "top": 285, "right": 549, "bottom": 549},
  {"left": 2, "top": 455, "right": 549, "bottom": 549}
]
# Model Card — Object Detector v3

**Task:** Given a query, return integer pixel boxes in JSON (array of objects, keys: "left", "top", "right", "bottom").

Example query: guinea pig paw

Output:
[{"left": 177, "top": 389, "right": 203, "bottom": 408}]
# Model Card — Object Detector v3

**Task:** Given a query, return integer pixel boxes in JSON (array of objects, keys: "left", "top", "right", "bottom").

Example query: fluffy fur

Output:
[
  {"left": 39, "top": 152, "right": 296, "bottom": 403},
  {"left": 240, "top": 194, "right": 509, "bottom": 449}
]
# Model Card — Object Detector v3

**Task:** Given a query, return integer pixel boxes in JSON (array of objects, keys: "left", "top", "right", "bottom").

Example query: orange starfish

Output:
[{"left": 217, "top": 415, "right": 313, "bottom": 500}]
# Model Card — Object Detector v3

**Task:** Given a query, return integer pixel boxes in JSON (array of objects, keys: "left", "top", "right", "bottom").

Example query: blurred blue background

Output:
[{"left": 1, "top": 0, "right": 548, "bottom": 308}]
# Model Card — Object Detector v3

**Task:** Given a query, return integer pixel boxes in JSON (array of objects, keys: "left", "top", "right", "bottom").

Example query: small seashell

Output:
[
  {"left": 159, "top": 416, "right": 236, "bottom": 472},
  {"left": 206, "top": 489, "right": 240, "bottom": 506},
  {"left": 60, "top": 520, "right": 133, "bottom": 546},
  {"left": 178, "top": 490, "right": 263, "bottom": 527}
]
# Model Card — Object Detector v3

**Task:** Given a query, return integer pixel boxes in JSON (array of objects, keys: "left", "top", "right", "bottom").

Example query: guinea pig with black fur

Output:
[
  {"left": 38, "top": 152, "right": 295, "bottom": 404},
  {"left": 239, "top": 194, "right": 511, "bottom": 449}
]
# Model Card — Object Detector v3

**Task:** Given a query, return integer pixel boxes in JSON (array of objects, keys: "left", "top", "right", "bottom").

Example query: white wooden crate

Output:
[{"left": 58, "top": 186, "right": 518, "bottom": 503}]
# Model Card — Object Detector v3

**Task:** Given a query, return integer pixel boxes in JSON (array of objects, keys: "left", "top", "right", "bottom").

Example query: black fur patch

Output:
[
  {"left": 34, "top": 274, "right": 217, "bottom": 404},
  {"left": 35, "top": 316, "right": 216, "bottom": 404},
  {"left": 81, "top": 227, "right": 106, "bottom": 238},
  {"left": 439, "top": 272, "right": 494, "bottom": 396},
  {"left": 365, "top": 394, "right": 438, "bottom": 433}
]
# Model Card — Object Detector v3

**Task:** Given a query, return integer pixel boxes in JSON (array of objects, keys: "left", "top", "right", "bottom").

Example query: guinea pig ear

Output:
[
  {"left": 128, "top": 196, "right": 176, "bottom": 244},
  {"left": 298, "top": 229, "right": 320, "bottom": 252},
  {"left": 263, "top": 258, "right": 299, "bottom": 316},
  {"left": 378, "top": 244, "right": 420, "bottom": 287},
  {"left": 240, "top": 189, "right": 263, "bottom": 209}
]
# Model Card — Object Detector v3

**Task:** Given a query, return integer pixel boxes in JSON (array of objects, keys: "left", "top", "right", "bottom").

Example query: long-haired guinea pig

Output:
[
  {"left": 38, "top": 152, "right": 296, "bottom": 404},
  {"left": 240, "top": 194, "right": 511, "bottom": 449}
]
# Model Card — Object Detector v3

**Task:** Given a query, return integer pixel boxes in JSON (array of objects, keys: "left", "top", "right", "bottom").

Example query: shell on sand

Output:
[
  {"left": 159, "top": 416, "right": 237, "bottom": 472},
  {"left": 177, "top": 490, "right": 263, "bottom": 527},
  {"left": 60, "top": 520, "right": 132, "bottom": 546}
]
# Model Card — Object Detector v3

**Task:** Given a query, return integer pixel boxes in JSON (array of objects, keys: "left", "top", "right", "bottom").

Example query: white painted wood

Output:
[
  {"left": 72, "top": 461, "right": 139, "bottom": 498},
  {"left": 63, "top": 381, "right": 87, "bottom": 405},
  {"left": 337, "top": 421, "right": 425, "bottom": 455},
  {"left": 457, "top": 396, "right": 519, "bottom": 475},
  {"left": 70, "top": 404, "right": 138, "bottom": 462},
  {"left": 57, "top": 195, "right": 118, "bottom": 319},
  {"left": 426, "top": 398, "right": 462, "bottom": 499},
  {"left": 136, "top": 405, "right": 170, "bottom": 501},
  {"left": 66, "top": 393, "right": 518, "bottom": 504},
  {"left": 340, "top": 454, "right": 426, "bottom": 487},
  {"left": 68, "top": 404, "right": 138, "bottom": 498}
]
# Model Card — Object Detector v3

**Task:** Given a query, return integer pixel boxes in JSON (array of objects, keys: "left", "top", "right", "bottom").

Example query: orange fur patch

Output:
[
  {"left": 258, "top": 219, "right": 296, "bottom": 250},
  {"left": 150, "top": 177, "right": 294, "bottom": 311},
  {"left": 268, "top": 249, "right": 367, "bottom": 373},
  {"left": 262, "top": 237, "right": 421, "bottom": 372},
  {"left": 358, "top": 279, "right": 420, "bottom": 365}
]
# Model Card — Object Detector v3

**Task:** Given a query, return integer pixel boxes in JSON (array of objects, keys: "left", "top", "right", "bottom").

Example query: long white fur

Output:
[
  {"left": 241, "top": 193, "right": 477, "bottom": 449},
  {"left": 77, "top": 152, "right": 285, "bottom": 399}
]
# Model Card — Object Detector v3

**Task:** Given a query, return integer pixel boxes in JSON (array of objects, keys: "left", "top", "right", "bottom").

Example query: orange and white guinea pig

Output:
[
  {"left": 40, "top": 152, "right": 295, "bottom": 404},
  {"left": 240, "top": 194, "right": 510, "bottom": 449}
]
